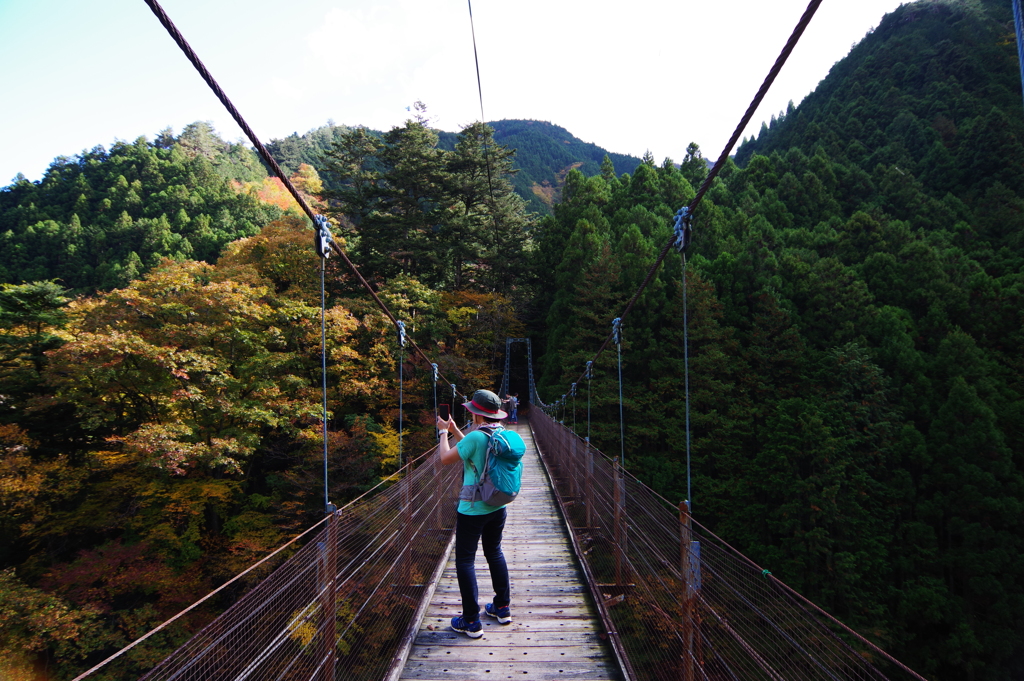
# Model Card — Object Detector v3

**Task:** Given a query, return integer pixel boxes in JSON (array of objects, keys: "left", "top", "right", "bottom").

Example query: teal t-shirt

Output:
[{"left": 457, "top": 427, "right": 506, "bottom": 515}]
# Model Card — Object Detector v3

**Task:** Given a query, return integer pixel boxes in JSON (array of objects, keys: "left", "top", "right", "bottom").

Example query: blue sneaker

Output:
[
  {"left": 450, "top": 615, "right": 483, "bottom": 638},
  {"left": 484, "top": 602, "right": 512, "bottom": 624}
]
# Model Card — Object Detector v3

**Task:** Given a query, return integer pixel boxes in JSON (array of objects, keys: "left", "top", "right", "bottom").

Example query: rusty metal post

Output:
[
  {"left": 679, "top": 500, "right": 703, "bottom": 678},
  {"left": 322, "top": 508, "right": 339, "bottom": 680},
  {"left": 585, "top": 440, "right": 594, "bottom": 530},
  {"left": 568, "top": 430, "right": 577, "bottom": 506},
  {"left": 680, "top": 501, "right": 694, "bottom": 681},
  {"left": 403, "top": 466, "right": 413, "bottom": 588},
  {"left": 613, "top": 457, "right": 624, "bottom": 586},
  {"left": 434, "top": 450, "right": 443, "bottom": 531}
]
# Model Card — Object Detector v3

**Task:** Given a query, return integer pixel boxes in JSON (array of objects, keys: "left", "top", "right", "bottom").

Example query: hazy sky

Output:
[{"left": 0, "top": 0, "right": 907, "bottom": 185}]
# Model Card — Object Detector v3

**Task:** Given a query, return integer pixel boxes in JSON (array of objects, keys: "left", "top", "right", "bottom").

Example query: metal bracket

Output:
[
  {"left": 314, "top": 215, "right": 334, "bottom": 259},
  {"left": 673, "top": 206, "right": 693, "bottom": 253}
]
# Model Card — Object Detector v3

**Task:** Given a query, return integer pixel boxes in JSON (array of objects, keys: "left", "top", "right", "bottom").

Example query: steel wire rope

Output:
[
  {"left": 692, "top": 556, "right": 847, "bottom": 681},
  {"left": 694, "top": 628, "right": 733, "bottom": 681},
  {"left": 70, "top": 513, "right": 332, "bottom": 681},
  {"left": 308, "top": 476, "right": 453, "bottom": 680},
  {"left": 329, "top": 474, "right": 445, "bottom": 592},
  {"left": 696, "top": 593, "right": 788, "bottom": 681},
  {"left": 116, "top": 554, "right": 321, "bottom": 679},
  {"left": 682, "top": 253, "right": 692, "bottom": 505},
  {"left": 333, "top": 502, "right": 440, "bottom": 645},
  {"left": 321, "top": 259, "right": 330, "bottom": 514},
  {"left": 86, "top": 444, "right": 447, "bottom": 680},
  {"left": 141, "top": 0, "right": 469, "bottom": 405},
  {"left": 159, "top": 554, "right": 326, "bottom": 681},
  {"left": 758, "top": 581, "right": 893, "bottom": 680},
  {"left": 536, "top": 410, "right": 916, "bottom": 681},
  {"left": 765, "top": 574, "right": 930, "bottom": 681},
  {"left": 680, "top": 509, "right": 928, "bottom": 681},
  {"left": 548, "top": 0, "right": 825, "bottom": 400},
  {"left": 613, "top": 318, "right": 626, "bottom": 467},
  {"left": 614, "top": 462, "right": 888, "bottom": 675},
  {"left": 1014, "top": 0, "right": 1024, "bottom": 111},
  {"left": 464, "top": 0, "right": 502, "bottom": 230},
  {"left": 398, "top": 321, "right": 406, "bottom": 467}
]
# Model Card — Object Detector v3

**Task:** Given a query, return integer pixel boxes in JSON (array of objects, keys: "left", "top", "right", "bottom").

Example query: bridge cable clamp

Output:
[
  {"left": 612, "top": 318, "right": 623, "bottom": 345},
  {"left": 314, "top": 215, "right": 334, "bottom": 259},
  {"left": 396, "top": 320, "right": 406, "bottom": 348},
  {"left": 432, "top": 363, "right": 439, "bottom": 382},
  {"left": 673, "top": 206, "right": 693, "bottom": 253}
]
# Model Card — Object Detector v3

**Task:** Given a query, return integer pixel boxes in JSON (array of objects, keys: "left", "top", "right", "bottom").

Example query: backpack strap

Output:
[{"left": 460, "top": 426, "right": 503, "bottom": 502}]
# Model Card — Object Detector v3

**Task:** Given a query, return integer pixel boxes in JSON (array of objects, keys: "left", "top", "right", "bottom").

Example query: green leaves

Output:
[{"left": 322, "top": 120, "right": 533, "bottom": 293}]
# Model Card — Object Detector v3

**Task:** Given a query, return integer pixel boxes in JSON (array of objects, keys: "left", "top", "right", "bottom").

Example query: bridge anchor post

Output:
[{"left": 680, "top": 501, "right": 702, "bottom": 681}]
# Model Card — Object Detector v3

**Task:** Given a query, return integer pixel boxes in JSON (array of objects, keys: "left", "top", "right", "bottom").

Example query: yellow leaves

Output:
[
  {"left": 286, "top": 602, "right": 320, "bottom": 648},
  {"left": 368, "top": 423, "right": 401, "bottom": 473},
  {"left": 446, "top": 306, "right": 479, "bottom": 327},
  {"left": 0, "top": 568, "right": 95, "bottom": 659},
  {"left": 0, "top": 425, "right": 77, "bottom": 534},
  {"left": 122, "top": 423, "right": 250, "bottom": 476}
]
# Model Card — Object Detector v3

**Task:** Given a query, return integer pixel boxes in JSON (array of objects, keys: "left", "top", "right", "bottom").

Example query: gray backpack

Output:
[{"left": 459, "top": 427, "right": 526, "bottom": 506}]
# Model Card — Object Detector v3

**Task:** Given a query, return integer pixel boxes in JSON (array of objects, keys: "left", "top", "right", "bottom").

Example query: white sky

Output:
[{"left": 0, "top": 0, "right": 907, "bottom": 185}]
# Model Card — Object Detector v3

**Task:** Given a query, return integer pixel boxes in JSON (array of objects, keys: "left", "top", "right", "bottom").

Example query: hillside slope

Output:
[{"left": 736, "top": 0, "right": 1023, "bottom": 217}]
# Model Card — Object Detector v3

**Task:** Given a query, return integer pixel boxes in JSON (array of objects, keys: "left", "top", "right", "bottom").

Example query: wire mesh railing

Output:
[
  {"left": 530, "top": 408, "right": 925, "bottom": 681},
  {"left": 126, "top": 446, "right": 461, "bottom": 681}
]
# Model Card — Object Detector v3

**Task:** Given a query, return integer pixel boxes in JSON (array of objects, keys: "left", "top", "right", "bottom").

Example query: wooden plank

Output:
[
  {"left": 397, "top": 423, "right": 622, "bottom": 681},
  {"left": 413, "top": 630, "right": 607, "bottom": 646}
]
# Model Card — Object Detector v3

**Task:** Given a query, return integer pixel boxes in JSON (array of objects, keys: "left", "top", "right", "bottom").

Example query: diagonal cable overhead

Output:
[
  {"left": 142, "top": 0, "right": 468, "bottom": 400},
  {"left": 556, "top": 0, "right": 825, "bottom": 397}
]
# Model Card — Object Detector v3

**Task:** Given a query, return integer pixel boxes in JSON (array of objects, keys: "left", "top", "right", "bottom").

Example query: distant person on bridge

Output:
[{"left": 437, "top": 389, "right": 513, "bottom": 638}]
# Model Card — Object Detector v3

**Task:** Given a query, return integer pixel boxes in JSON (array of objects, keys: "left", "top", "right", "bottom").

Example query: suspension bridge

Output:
[
  {"left": 76, "top": 363, "right": 927, "bottom": 681},
  {"left": 67, "top": 1, "right": 939, "bottom": 679}
]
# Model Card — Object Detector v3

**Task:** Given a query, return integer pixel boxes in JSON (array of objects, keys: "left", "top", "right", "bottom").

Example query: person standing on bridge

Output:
[{"left": 437, "top": 389, "right": 513, "bottom": 638}]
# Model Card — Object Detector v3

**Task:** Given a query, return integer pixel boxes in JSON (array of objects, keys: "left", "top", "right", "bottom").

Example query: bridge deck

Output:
[{"left": 397, "top": 423, "right": 622, "bottom": 681}]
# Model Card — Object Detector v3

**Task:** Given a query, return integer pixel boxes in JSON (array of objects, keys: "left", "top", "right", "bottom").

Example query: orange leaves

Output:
[
  {"left": 233, "top": 164, "right": 325, "bottom": 214},
  {"left": 0, "top": 567, "right": 96, "bottom": 661}
]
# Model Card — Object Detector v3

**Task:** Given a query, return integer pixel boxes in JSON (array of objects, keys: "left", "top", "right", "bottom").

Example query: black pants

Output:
[{"left": 455, "top": 508, "right": 510, "bottom": 621}]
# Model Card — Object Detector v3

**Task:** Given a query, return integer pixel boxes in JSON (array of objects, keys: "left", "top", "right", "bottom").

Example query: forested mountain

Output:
[
  {"left": 736, "top": 0, "right": 1023, "bottom": 226},
  {"left": 440, "top": 120, "right": 642, "bottom": 214},
  {"left": 532, "top": 1, "right": 1024, "bottom": 679},
  {"left": 269, "top": 118, "right": 641, "bottom": 215},
  {"left": 0, "top": 122, "right": 283, "bottom": 292},
  {"left": 0, "top": 116, "right": 532, "bottom": 679}
]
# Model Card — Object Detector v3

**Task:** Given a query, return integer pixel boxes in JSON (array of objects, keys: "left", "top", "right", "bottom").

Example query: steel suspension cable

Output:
[
  {"left": 466, "top": 0, "right": 486, "bottom": 124},
  {"left": 432, "top": 364, "right": 439, "bottom": 442},
  {"left": 683, "top": 253, "right": 692, "bottom": 505},
  {"left": 557, "top": 0, "right": 824, "bottom": 396},
  {"left": 397, "top": 321, "right": 406, "bottom": 468},
  {"left": 69, "top": 514, "right": 332, "bottom": 681},
  {"left": 1012, "top": 0, "right": 1024, "bottom": 111},
  {"left": 586, "top": 361, "right": 592, "bottom": 444},
  {"left": 321, "top": 260, "right": 330, "bottom": 514},
  {"left": 613, "top": 318, "right": 625, "bottom": 467},
  {"left": 142, "top": 0, "right": 467, "bottom": 404}
]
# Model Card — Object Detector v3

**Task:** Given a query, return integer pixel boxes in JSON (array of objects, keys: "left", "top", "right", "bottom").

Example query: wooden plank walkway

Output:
[{"left": 397, "top": 423, "right": 622, "bottom": 681}]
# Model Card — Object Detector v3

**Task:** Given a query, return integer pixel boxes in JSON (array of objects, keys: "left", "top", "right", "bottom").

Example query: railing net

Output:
[
  {"left": 136, "top": 447, "right": 460, "bottom": 681},
  {"left": 530, "top": 408, "right": 921, "bottom": 681}
]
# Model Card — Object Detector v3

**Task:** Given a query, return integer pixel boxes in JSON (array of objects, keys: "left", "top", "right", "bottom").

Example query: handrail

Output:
[
  {"left": 529, "top": 408, "right": 926, "bottom": 681},
  {"left": 70, "top": 446, "right": 462, "bottom": 681}
]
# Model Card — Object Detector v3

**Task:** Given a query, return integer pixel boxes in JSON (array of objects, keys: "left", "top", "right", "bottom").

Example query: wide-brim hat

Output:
[{"left": 463, "top": 389, "right": 508, "bottom": 419}]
